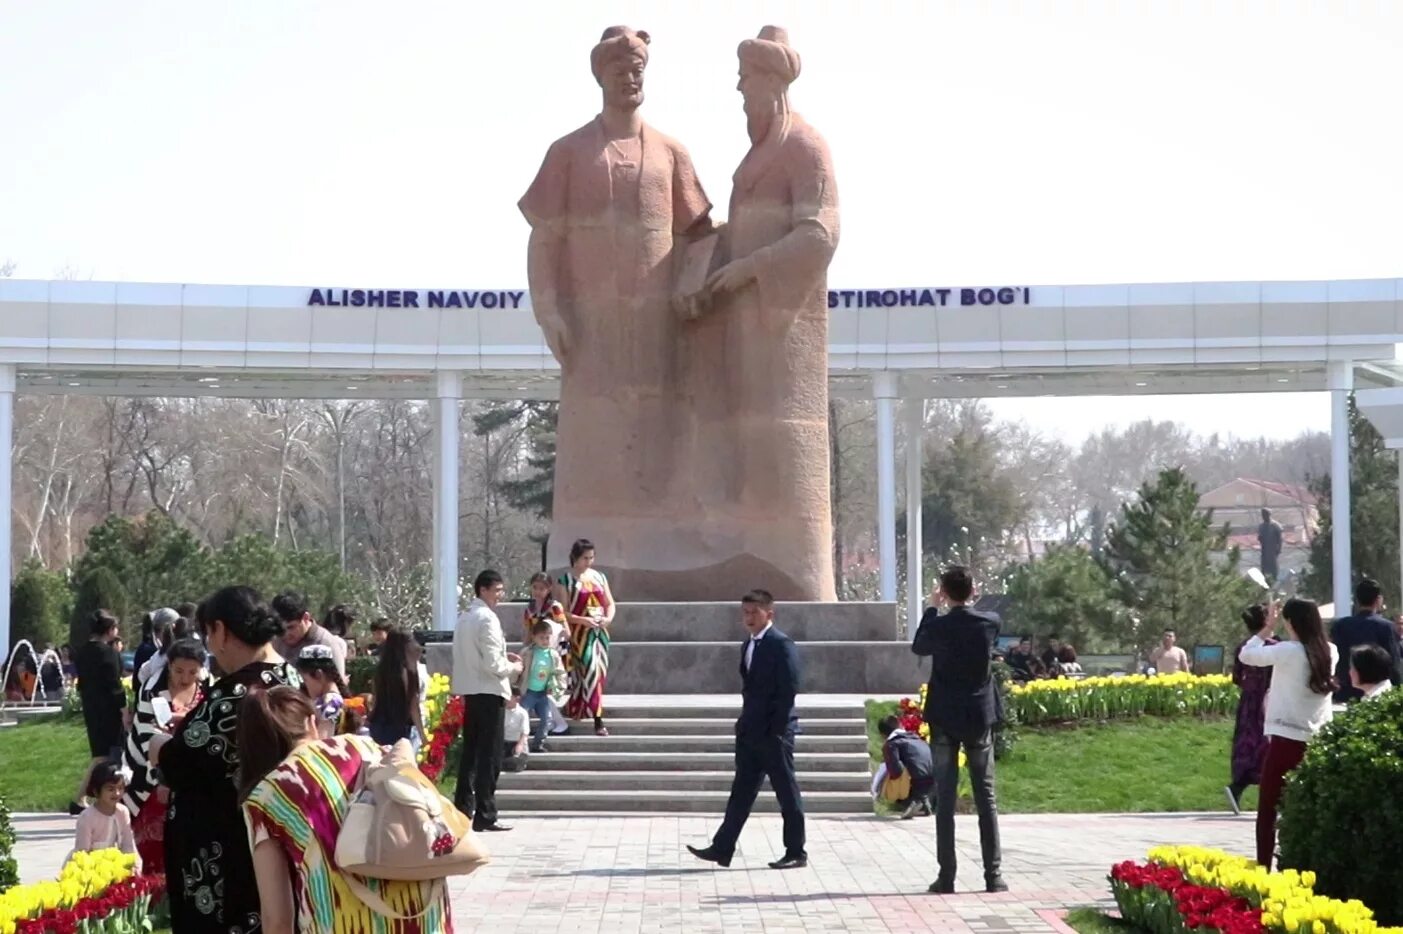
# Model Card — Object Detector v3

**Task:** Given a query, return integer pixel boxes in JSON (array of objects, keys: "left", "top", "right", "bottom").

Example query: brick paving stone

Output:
[{"left": 15, "top": 810, "right": 1250, "bottom": 932}]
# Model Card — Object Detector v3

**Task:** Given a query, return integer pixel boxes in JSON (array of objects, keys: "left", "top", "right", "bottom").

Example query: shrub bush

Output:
[
  {"left": 0, "top": 790, "right": 18, "bottom": 892},
  {"left": 347, "top": 656, "right": 376, "bottom": 695},
  {"left": 1278, "top": 688, "right": 1403, "bottom": 924}
]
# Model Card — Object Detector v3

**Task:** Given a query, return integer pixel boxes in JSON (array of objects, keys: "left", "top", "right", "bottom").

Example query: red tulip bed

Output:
[
  {"left": 1111, "top": 860, "right": 1265, "bottom": 934},
  {"left": 12, "top": 872, "right": 167, "bottom": 934},
  {"left": 419, "top": 694, "right": 465, "bottom": 782}
]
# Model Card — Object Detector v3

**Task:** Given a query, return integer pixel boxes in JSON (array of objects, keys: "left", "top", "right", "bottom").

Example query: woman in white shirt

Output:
[{"left": 1238, "top": 597, "right": 1339, "bottom": 869}]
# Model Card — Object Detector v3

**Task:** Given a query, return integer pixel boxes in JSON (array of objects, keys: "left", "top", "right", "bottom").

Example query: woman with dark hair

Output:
[
  {"left": 367, "top": 631, "right": 425, "bottom": 748},
  {"left": 70, "top": 609, "right": 126, "bottom": 815},
  {"left": 124, "top": 638, "right": 208, "bottom": 875},
  {"left": 147, "top": 585, "right": 298, "bottom": 933},
  {"left": 321, "top": 604, "right": 357, "bottom": 640},
  {"left": 1238, "top": 597, "right": 1339, "bottom": 868},
  {"left": 1225, "top": 603, "right": 1277, "bottom": 815},
  {"left": 554, "top": 538, "right": 616, "bottom": 736},
  {"left": 238, "top": 686, "right": 453, "bottom": 932}
]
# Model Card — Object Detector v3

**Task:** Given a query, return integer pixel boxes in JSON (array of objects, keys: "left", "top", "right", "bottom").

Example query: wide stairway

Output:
[{"left": 495, "top": 695, "right": 875, "bottom": 813}]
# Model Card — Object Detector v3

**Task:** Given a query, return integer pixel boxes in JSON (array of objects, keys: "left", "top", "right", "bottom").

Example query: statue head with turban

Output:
[
  {"left": 592, "top": 26, "right": 650, "bottom": 111},
  {"left": 737, "top": 26, "right": 800, "bottom": 143}
]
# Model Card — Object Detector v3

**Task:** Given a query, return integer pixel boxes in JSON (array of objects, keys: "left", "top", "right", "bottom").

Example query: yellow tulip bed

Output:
[
  {"left": 1009, "top": 672, "right": 1236, "bottom": 725},
  {"left": 417, "top": 672, "right": 453, "bottom": 763},
  {"left": 1110, "top": 845, "right": 1403, "bottom": 934},
  {"left": 0, "top": 849, "right": 165, "bottom": 934}
]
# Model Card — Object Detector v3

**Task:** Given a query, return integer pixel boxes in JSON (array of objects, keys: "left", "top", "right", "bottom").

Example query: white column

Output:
[
  {"left": 0, "top": 366, "right": 12, "bottom": 653},
  {"left": 432, "top": 372, "right": 462, "bottom": 632},
  {"left": 904, "top": 397, "right": 925, "bottom": 628},
  {"left": 1396, "top": 448, "right": 1403, "bottom": 603},
  {"left": 1329, "top": 361, "right": 1353, "bottom": 616},
  {"left": 874, "top": 372, "right": 899, "bottom": 603}
]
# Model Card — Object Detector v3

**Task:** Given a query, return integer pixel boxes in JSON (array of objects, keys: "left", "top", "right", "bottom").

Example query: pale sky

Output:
[{"left": 4, "top": 1, "right": 1401, "bottom": 442}]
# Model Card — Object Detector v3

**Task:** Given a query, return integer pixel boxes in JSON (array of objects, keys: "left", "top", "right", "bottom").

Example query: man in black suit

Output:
[
  {"left": 912, "top": 565, "right": 1006, "bottom": 895},
  {"left": 688, "top": 589, "right": 807, "bottom": 870},
  {"left": 1331, "top": 578, "right": 1403, "bottom": 702}
]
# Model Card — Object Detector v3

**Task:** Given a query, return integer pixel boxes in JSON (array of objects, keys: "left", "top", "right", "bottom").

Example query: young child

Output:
[
  {"left": 518, "top": 620, "right": 567, "bottom": 752},
  {"left": 878, "top": 714, "right": 935, "bottom": 820},
  {"left": 502, "top": 691, "right": 532, "bottom": 772},
  {"left": 295, "top": 644, "right": 348, "bottom": 739},
  {"left": 71, "top": 760, "right": 141, "bottom": 871},
  {"left": 524, "top": 572, "right": 572, "bottom": 738}
]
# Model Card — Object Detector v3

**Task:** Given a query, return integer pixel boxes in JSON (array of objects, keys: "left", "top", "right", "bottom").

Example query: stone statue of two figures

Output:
[{"left": 519, "top": 25, "right": 840, "bottom": 601}]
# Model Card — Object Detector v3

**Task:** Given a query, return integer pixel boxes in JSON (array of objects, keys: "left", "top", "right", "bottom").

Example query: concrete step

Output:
[
  {"left": 600, "top": 641, "right": 926, "bottom": 694},
  {"left": 500, "top": 769, "right": 872, "bottom": 792},
  {"left": 518, "top": 750, "right": 871, "bottom": 773},
  {"left": 495, "top": 788, "right": 872, "bottom": 813},
  {"left": 538, "top": 734, "right": 869, "bottom": 754},
  {"left": 602, "top": 703, "right": 867, "bottom": 720},
  {"left": 589, "top": 717, "right": 866, "bottom": 736},
  {"left": 494, "top": 601, "right": 898, "bottom": 643}
]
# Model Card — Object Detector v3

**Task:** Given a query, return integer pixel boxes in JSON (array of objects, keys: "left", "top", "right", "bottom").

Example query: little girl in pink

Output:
[{"left": 71, "top": 760, "right": 141, "bottom": 872}]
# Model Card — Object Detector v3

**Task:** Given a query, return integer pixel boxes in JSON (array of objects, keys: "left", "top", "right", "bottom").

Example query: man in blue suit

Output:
[
  {"left": 689, "top": 589, "right": 807, "bottom": 870},
  {"left": 912, "top": 565, "right": 1006, "bottom": 895}
]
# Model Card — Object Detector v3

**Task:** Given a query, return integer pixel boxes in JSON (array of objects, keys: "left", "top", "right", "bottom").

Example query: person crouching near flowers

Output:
[
  {"left": 70, "top": 759, "right": 141, "bottom": 872},
  {"left": 1237, "top": 597, "right": 1338, "bottom": 869},
  {"left": 238, "top": 685, "right": 454, "bottom": 933}
]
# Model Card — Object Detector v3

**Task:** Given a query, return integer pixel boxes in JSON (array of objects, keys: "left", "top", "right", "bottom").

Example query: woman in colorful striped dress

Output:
[
  {"left": 555, "top": 539, "right": 616, "bottom": 736},
  {"left": 238, "top": 686, "right": 452, "bottom": 934}
]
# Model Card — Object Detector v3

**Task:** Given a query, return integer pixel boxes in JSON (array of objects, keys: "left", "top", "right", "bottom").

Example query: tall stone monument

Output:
[
  {"left": 519, "top": 26, "right": 713, "bottom": 587},
  {"left": 521, "top": 26, "right": 839, "bottom": 601}
]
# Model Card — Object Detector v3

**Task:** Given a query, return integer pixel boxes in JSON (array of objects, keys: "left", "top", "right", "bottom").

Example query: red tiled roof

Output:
[{"left": 1239, "top": 478, "right": 1317, "bottom": 506}]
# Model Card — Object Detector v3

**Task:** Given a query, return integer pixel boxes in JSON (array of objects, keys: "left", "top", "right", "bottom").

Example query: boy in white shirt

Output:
[{"left": 502, "top": 692, "right": 531, "bottom": 772}]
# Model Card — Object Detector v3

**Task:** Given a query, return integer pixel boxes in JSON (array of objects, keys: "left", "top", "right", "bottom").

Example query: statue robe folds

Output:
[
  {"left": 682, "top": 114, "right": 840, "bottom": 601},
  {"left": 520, "top": 118, "right": 711, "bottom": 578}
]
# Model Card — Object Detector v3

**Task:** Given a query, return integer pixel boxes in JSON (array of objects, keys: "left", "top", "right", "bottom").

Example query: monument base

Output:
[
  {"left": 546, "top": 519, "right": 837, "bottom": 601},
  {"left": 426, "top": 600, "right": 921, "bottom": 695}
]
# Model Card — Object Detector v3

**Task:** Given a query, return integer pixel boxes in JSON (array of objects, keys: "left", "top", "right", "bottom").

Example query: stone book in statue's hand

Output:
[{"left": 673, "top": 232, "right": 719, "bottom": 320}]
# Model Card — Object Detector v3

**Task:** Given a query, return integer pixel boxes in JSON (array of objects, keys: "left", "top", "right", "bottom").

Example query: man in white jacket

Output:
[{"left": 452, "top": 569, "right": 522, "bottom": 832}]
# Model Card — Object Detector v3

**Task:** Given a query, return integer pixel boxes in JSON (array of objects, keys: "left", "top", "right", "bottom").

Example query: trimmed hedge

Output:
[
  {"left": 1278, "top": 688, "right": 1403, "bottom": 925},
  {"left": 0, "top": 790, "right": 18, "bottom": 892}
]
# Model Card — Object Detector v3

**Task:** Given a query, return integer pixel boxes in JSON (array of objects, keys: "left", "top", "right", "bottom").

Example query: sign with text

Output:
[
  {"left": 828, "top": 287, "right": 1030, "bottom": 308},
  {"left": 305, "top": 286, "right": 1031, "bottom": 310}
]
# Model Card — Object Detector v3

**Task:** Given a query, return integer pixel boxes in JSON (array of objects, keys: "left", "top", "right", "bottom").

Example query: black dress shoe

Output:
[
  {"left": 473, "top": 821, "right": 512, "bottom": 832},
  {"left": 986, "top": 874, "right": 1008, "bottom": 893},
  {"left": 768, "top": 854, "right": 808, "bottom": 870},
  {"left": 686, "top": 844, "right": 732, "bottom": 868},
  {"left": 928, "top": 877, "right": 955, "bottom": 895}
]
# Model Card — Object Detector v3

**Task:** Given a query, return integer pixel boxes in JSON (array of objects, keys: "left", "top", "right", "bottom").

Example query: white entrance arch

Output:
[{"left": 4, "top": 276, "right": 1402, "bottom": 647}]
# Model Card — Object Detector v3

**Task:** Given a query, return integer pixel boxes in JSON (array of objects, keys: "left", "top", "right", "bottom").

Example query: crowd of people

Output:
[
  {"left": 41, "top": 535, "right": 624, "bottom": 930},
  {"left": 1225, "top": 578, "right": 1400, "bottom": 869}
]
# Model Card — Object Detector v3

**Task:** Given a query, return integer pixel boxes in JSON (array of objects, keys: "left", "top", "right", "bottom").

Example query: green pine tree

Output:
[
  {"left": 1102, "top": 467, "right": 1256, "bottom": 653},
  {"left": 1005, "top": 545, "right": 1124, "bottom": 652},
  {"left": 471, "top": 401, "right": 557, "bottom": 521},
  {"left": 9, "top": 559, "right": 72, "bottom": 652},
  {"left": 1301, "top": 395, "right": 1400, "bottom": 607}
]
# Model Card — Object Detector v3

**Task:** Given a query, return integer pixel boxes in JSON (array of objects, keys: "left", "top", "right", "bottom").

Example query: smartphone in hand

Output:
[{"left": 151, "top": 696, "right": 174, "bottom": 729}]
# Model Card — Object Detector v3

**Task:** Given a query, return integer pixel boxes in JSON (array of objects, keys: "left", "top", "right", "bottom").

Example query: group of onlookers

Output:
[
  {"left": 449, "top": 538, "right": 616, "bottom": 833},
  {"left": 1226, "top": 577, "right": 1400, "bottom": 870},
  {"left": 1002, "top": 634, "right": 1082, "bottom": 681},
  {"left": 59, "top": 587, "right": 455, "bottom": 932}
]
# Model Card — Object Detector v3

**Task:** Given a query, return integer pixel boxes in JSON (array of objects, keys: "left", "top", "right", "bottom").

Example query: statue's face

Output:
[
  {"left": 602, "top": 58, "right": 645, "bottom": 109},
  {"left": 737, "top": 65, "right": 779, "bottom": 115}
]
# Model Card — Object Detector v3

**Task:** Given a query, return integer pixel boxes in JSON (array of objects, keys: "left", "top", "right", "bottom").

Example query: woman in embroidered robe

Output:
[{"left": 148, "top": 586, "right": 298, "bottom": 933}]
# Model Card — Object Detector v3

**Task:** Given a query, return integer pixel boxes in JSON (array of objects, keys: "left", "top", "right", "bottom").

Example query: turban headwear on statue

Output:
[
  {"left": 591, "top": 26, "right": 650, "bottom": 84},
  {"left": 737, "top": 25, "right": 801, "bottom": 85}
]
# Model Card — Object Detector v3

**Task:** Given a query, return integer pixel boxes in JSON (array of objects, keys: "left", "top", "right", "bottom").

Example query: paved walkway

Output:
[{"left": 15, "top": 810, "right": 1251, "bottom": 932}]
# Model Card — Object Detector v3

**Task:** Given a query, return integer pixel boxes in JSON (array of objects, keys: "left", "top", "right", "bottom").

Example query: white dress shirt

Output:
[
  {"left": 744, "top": 623, "right": 773, "bottom": 672},
  {"left": 452, "top": 598, "right": 520, "bottom": 698},
  {"left": 1363, "top": 680, "right": 1394, "bottom": 700}
]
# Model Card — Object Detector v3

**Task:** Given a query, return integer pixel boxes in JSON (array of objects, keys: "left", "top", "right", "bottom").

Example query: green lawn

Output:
[
  {"left": 5, "top": 709, "right": 1254, "bottom": 816},
  {"left": 0, "top": 716, "right": 93, "bottom": 811},
  {"left": 866, "top": 700, "right": 1257, "bottom": 814}
]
